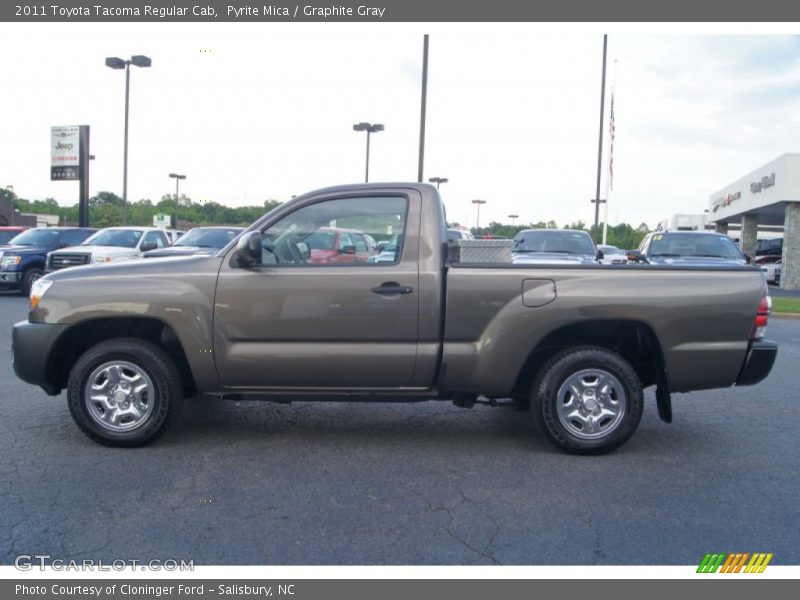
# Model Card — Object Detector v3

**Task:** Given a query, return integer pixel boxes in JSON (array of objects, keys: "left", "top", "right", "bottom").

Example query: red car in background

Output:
[
  {"left": 0, "top": 226, "right": 27, "bottom": 245},
  {"left": 304, "top": 227, "right": 374, "bottom": 264}
]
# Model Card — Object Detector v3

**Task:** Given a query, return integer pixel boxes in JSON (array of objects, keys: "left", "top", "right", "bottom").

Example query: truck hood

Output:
[
  {"left": 42, "top": 253, "right": 222, "bottom": 283},
  {"left": 50, "top": 245, "right": 139, "bottom": 257},
  {"left": 143, "top": 246, "right": 216, "bottom": 258},
  {"left": 647, "top": 256, "right": 747, "bottom": 267},
  {"left": 0, "top": 244, "right": 49, "bottom": 255},
  {"left": 512, "top": 252, "right": 597, "bottom": 265}
]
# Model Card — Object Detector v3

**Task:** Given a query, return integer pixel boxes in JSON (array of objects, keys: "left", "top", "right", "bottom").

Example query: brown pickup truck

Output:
[{"left": 12, "top": 183, "right": 777, "bottom": 454}]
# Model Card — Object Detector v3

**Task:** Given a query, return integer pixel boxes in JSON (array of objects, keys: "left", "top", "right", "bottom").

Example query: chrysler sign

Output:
[{"left": 51, "top": 126, "right": 80, "bottom": 180}]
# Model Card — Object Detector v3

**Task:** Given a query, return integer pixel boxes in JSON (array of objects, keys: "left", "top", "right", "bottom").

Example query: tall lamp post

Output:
[
  {"left": 472, "top": 199, "right": 487, "bottom": 229},
  {"left": 5, "top": 185, "right": 14, "bottom": 225},
  {"left": 169, "top": 173, "right": 186, "bottom": 227},
  {"left": 352, "top": 122, "right": 384, "bottom": 183},
  {"left": 508, "top": 214, "right": 519, "bottom": 226},
  {"left": 105, "top": 54, "right": 152, "bottom": 224},
  {"left": 428, "top": 176, "right": 448, "bottom": 190}
]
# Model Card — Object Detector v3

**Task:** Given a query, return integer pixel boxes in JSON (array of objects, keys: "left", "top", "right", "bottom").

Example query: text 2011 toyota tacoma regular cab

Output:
[{"left": 12, "top": 183, "right": 778, "bottom": 454}]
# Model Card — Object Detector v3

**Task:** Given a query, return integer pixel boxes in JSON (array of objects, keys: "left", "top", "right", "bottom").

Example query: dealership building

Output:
[{"left": 708, "top": 153, "right": 800, "bottom": 290}]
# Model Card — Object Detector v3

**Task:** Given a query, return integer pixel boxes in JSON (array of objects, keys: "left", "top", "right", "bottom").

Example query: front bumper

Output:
[
  {"left": 735, "top": 339, "right": 778, "bottom": 386},
  {"left": 0, "top": 271, "right": 22, "bottom": 286},
  {"left": 12, "top": 320, "right": 69, "bottom": 395}
]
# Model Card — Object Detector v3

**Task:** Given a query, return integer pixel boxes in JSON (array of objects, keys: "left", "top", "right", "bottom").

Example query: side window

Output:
[
  {"left": 260, "top": 196, "right": 408, "bottom": 266},
  {"left": 353, "top": 234, "right": 368, "bottom": 254},
  {"left": 143, "top": 231, "right": 166, "bottom": 249}
]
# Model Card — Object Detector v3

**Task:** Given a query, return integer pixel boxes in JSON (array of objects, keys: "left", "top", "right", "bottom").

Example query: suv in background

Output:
[
  {"left": 447, "top": 228, "right": 475, "bottom": 241},
  {"left": 512, "top": 229, "right": 602, "bottom": 265},
  {"left": 144, "top": 226, "right": 244, "bottom": 258},
  {"left": 0, "top": 227, "right": 97, "bottom": 295},
  {"left": 630, "top": 231, "right": 748, "bottom": 266},
  {"left": 47, "top": 227, "right": 170, "bottom": 272}
]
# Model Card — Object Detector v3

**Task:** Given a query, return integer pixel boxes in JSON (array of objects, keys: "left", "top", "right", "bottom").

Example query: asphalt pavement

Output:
[{"left": 1, "top": 290, "right": 798, "bottom": 566}]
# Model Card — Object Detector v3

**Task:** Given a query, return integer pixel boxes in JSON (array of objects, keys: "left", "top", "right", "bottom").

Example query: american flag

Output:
[{"left": 608, "top": 93, "right": 615, "bottom": 190}]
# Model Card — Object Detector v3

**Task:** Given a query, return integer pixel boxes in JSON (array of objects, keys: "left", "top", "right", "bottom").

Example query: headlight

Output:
[
  {"left": 92, "top": 255, "right": 112, "bottom": 264},
  {"left": 30, "top": 278, "right": 54, "bottom": 308},
  {"left": 0, "top": 255, "right": 22, "bottom": 269}
]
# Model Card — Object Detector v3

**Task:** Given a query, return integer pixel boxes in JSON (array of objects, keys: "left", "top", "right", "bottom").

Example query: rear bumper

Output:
[
  {"left": 735, "top": 339, "right": 778, "bottom": 386},
  {"left": 12, "top": 320, "right": 68, "bottom": 395}
]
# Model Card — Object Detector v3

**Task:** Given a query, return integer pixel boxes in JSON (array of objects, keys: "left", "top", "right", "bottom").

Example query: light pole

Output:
[
  {"left": 508, "top": 214, "right": 519, "bottom": 226},
  {"left": 472, "top": 199, "right": 487, "bottom": 229},
  {"left": 5, "top": 185, "right": 14, "bottom": 225},
  {"left": 353, "top": 122, "right": 384, "bottom": 183},
  {"left": 169, "top": 173, "right": 186, "bottom": 227},
  {"left": 428, "top": 177, "right": 448, "bottom": 190},
  {"left": 106, "top": 54, "right": 152, "bottom": 224}
]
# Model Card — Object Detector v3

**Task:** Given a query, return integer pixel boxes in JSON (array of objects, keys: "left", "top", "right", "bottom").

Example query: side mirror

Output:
[
  {"left": 232, "top": 230, "right": 262, "bottom": 267},
  {"left": 627, "top": 250, "right": 644, "bottom": 263},
  {"left": 340, "top": 245, "right": 356, "bottom": 255},
  {"left": 139, "top": 241, "right": 157, "bottom": 253},
  {"left": 743, "top": 253, "right": 752, "bottom": 264},
  {"left": 596, "top": 249, "right": 604, "bottom": 261}
]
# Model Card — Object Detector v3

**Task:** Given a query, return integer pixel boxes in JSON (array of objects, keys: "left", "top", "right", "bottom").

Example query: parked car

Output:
[
  {"left": 629, "top": 231, "right": 748, "bottom": 266},
  {"left": 0, "top": 226, "right": 28, "bottom": 245},
  {"left": 367, "top": 235, "right": 403, "bottom": 264},
  {"left": 512, "top": 229, "right": 602, "bottom": 265},
  {"left": 163, "top": 229, "right": 186, "bottom": 244},
  {"left": 447, "top": 228, "right": 475, "bottom": 241},
  {"left": 597, "top": 244, "right": 628, "bottom": 265},
  {"left": 0, "top": 227, "right": 97, "bottom": 295},
  {"left": 761, "top": 260, "right": 782, "bottom": 285},
  {"left": 46, "top": 227, "right": 170, "bottom": 272},
  {"left": 301, "top": 227, "right": 374, "bottom": 264},
  {"left": 143, "top": 227, "right": 244, "bottom": 258},
  {"left": 13, "top": 183, "right": 776, "bottom": 455}
]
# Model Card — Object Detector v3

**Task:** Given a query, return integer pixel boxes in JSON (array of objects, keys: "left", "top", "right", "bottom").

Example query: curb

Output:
[{"left": 772, "top": 313, "right": 800, "bottom": 319}]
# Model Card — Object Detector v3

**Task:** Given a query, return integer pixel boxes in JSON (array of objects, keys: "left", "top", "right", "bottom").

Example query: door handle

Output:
[{"left": 371, "top": 282, "right": 414, "bottom": 295}]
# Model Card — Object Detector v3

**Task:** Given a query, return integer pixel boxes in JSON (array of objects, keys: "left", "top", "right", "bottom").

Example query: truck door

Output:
[{"left": 213, "top": 191, "right": 421, "bottom": 389}]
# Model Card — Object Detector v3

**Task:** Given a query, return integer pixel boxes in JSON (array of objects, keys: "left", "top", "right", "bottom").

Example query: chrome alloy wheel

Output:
[
  {"left": 555, "top": 368, "right": 627, "bottom": 440},
  {"left": 84, "top": 361, "right": 155, "bottom": 432}
]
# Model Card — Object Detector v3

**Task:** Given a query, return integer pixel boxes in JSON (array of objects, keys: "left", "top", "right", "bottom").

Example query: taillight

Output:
[{"left": 751, "top": 285, "right": 772, "bottom": 339}]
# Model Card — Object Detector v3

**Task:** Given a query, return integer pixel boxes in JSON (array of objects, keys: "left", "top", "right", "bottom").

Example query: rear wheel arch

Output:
[{"left": 512, "top": 319, "right": 666, "bottom": 397}]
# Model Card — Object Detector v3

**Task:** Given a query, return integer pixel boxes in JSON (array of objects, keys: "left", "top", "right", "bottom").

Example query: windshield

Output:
[
  {"left": 5, "top": 228, "right": 62, "bottom": 246},
  {"left": 513, "top": 230, "right": 596, "bottom": 255},
  {"left": 176, "top": 228, "right": 243, "bottom": 248},
  {"left": 84, "top": 229, "right": 143, "bottom": 248},
  {"left": 649, "top": 233, "right": 743, "bottom": 259}
]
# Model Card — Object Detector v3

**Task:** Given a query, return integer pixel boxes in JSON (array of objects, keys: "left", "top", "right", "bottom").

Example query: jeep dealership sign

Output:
[{"left": 51, "top": 125, "right": 80, "bottom": 180}]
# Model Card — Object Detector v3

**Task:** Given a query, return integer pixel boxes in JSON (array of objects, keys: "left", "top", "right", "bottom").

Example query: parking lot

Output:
[{"left": 1, "top": 290, "right": 798, "bottom": 566}]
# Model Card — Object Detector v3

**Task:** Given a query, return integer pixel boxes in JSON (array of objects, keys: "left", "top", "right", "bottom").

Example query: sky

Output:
[{"left": 1, "top": 23, "right": 800, "bottom": 229}]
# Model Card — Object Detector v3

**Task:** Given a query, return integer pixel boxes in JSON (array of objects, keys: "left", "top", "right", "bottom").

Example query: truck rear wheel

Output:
[
  {"left": 531, "top": 346, "right": 643, "bottom": 455},
  {"left": 67, "top": 338, "right": 184, "bottom": 447}
]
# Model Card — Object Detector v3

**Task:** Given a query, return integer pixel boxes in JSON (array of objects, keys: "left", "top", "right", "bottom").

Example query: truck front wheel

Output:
[
  {"left": 20, "top": 267, "right": 43, "bottom": 296},
  {"left": 67, "top": 338, "right": 184, "bottom": 447},
  {"left": 531, "top": 347, "right": 643, "bottom": 455}
]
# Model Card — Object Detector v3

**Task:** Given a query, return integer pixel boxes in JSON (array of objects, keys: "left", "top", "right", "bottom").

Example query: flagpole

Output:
[{"left": 603, "top": 59, "right": 618, "bottom": 246}]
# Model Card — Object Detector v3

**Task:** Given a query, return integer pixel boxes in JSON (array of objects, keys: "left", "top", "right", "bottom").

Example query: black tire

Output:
[
  {"left": 19, "top": 267, "right": 43, "bottom": 296},
  {"left": 531, "top": 346, "right": 643, "bottom": 455},
  {"left": 67, "top": 337, "right": 184, "bottom": 447}
]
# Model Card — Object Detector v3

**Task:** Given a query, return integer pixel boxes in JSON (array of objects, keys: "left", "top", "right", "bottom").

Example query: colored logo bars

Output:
[{"left": 697, "top": 552, "right": 773, "bottom": 573}]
